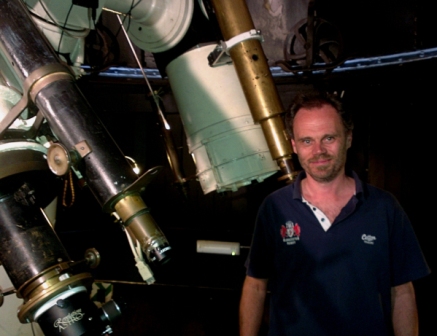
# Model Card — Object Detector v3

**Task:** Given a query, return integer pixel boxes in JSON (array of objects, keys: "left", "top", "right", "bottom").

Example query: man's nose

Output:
[{"left": 313, "top": 141, "right": 327, "bottom": 154}]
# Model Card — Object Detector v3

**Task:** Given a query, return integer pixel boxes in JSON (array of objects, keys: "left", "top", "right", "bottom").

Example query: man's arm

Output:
[
  {"left": 391, "top": 281, "right": 419, "bottom": 336},
  {"left": 239, "top": 275, "right": 268, "bottom": 336}
]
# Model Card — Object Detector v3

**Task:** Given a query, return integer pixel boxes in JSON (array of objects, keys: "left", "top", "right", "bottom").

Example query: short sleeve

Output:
[
  {"left": 389, "top": 198, "right": 430, "bottom": 286},
  {"left": 245, "top": 198, "right": 275, "bottom": 279}
]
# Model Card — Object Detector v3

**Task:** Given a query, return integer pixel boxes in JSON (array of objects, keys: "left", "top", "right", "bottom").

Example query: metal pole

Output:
[{"left": 210, "top": 0, "right": 295, "bottom": 181}]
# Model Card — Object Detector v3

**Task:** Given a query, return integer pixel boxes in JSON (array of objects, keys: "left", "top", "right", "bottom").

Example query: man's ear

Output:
[
  {"left": 291, "top": 139, "right": 297, "bottom": 153},
  {"left": 346, "top": 132, "right": 352, "bottom": 148}
]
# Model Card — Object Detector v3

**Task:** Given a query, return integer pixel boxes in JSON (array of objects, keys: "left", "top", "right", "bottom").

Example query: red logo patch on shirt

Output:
[{"left": 280, "top": 221, "right": 301, "bottom": 245}]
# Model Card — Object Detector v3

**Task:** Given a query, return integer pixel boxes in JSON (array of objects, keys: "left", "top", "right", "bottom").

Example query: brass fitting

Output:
[{"left": 210, "top": 0, "right": 295, "bottom": 180}]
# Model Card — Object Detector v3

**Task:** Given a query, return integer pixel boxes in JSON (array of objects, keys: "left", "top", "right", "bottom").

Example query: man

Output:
[{"left": 239, "top": 91, "right": 430, "bottom": 336}]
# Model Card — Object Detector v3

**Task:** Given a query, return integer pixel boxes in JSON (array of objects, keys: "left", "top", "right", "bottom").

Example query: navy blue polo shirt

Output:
[{"left": 246, "top": 171, "right": 430, "bottom": 336}]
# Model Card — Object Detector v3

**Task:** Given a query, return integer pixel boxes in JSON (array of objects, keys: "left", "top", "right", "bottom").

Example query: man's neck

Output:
[
  {"left": 301, "top": 171, "right": 355, "bottom": 200},
  {"left": 300, "top": 171, "right": 356, "bottom": 224}
]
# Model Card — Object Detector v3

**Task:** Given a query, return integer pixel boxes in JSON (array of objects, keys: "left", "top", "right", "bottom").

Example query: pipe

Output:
[
  {"left": 0, "top": 171, "right": 97, "bottom": 329},
  {"left": 0, "top": 0, "right": 171, "bottom": 268},
  {"left": 209, "top": 0, "right": 295, "bottom": 181},
  {"left": 0, "top": 177, "right": 71, "bottom": 291}
]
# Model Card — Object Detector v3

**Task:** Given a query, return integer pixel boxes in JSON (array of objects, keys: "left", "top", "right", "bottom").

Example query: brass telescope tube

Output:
[
  {"left": 114, "top": 194, "right": 171, "bottom": 266},
  {"left": 210, "top": 0, "right": 295, "bottom": 180}
]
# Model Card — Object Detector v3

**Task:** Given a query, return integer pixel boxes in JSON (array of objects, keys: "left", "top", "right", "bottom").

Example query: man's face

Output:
[{"left": 291, "top": 104, "right": 352, "bottom": 183}]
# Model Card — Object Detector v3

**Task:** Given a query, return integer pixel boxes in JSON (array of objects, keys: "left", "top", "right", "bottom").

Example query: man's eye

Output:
[
  {"left": 303, "top": 139, "right": 311, "bottom": 144},
  {"left": 325, "top": 137, "right": 334, "bottom": 142}
]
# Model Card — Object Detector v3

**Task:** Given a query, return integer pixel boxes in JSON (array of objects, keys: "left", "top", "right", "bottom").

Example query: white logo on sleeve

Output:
[{"left": 361, "top": 234, "right": 376, "bottom": 245}]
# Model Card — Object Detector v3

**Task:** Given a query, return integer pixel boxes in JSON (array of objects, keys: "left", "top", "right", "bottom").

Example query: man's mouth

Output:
[{"left": 309, "top": 155, "right": 331, "bottom": 165}]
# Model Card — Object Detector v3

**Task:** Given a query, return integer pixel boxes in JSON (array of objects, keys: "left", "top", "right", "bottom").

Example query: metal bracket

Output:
[
  {"left": 208, "top": 29, "right": 264, "bottom": 67},
  {"left": 74, "top": 140, "right": 92, "bottom": 158},
  {"left": 0, "top": 286, "right": 16, "bottom": 307},
  {"left": 0, "top": 64, "right": 73, "bottom": 138}
]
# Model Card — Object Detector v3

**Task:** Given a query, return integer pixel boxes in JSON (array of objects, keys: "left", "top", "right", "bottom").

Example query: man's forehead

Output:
[
  {"left": 292, "top": 105, "right": 348, "bottom": 137},
  {"left": 294, "top": 105, "right": 341, "bottom": 125},
  {"left": 297, "top": 103, "right": 336, "bottom": 114}
]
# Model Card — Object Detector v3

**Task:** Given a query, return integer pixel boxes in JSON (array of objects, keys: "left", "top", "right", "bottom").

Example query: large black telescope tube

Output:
[
  {"left": 0, "top": 173, "right": 71, "bottom": 290},
  {"left": 0, "top": 0, "right": 171, "bottom": 267},
  {"left": 0, "top": 0, "right": 138, "bottom": 206},
  {"left": 0, "top": 167, "right": 121, "bottom": 335}
]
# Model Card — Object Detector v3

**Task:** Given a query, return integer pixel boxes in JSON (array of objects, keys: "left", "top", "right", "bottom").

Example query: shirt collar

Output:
[{"left": 292, "top": 170, "right": 364, "bottom": 200}]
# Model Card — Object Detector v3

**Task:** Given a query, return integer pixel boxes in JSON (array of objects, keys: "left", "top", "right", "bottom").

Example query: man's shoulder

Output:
[
  {"left": 265, "top": 171, "right": 305, "bottom": 202},
  {"left": 350, "top": 171, "right": 398, "bottom": 203},
  {"left": 359, "top": 182, "right": 406, "bottom": 217},
  {"left": 257, "top": 183, "right": 299, "bottom": 214},
  {"left": 265, "top": 182, "right": 296, "bottom": 201},
  {"left": 362, "top": 182, "right": 398, "bottom": 202}
]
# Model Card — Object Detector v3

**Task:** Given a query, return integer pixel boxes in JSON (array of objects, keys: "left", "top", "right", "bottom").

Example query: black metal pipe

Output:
[
  {"left": 0, "top": 0, "right": 171, "bottom": 271},
  {"left": 0, "top": 0, "right": 58, "bottom": 81},
  {"left": 0, "top": 173, "right": 70, "bottom": 290},
  {"left": 35, "top": 79, "right": 138, "bottom": 207},
  {"left": 0, "top": 0, "right": 139, "bottom": 208}
]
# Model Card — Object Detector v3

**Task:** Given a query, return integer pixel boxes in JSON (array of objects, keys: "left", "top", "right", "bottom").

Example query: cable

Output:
[
  {"left": 57, "top": 3, "right": 74, "bottom": 55},
  {"left": 24, "top": 1, "right": 78, "bottom": 38}
]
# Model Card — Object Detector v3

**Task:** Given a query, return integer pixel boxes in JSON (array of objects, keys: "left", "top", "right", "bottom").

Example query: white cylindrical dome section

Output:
[
  {"left": 30, "top": 16, "right": 88, "bottom": 69},
  {"left": 104, "top": 0, "right": 161, "bottom": 23},
  {"left": 113, "top": 0, "right": 195, "bottom": 53},
  {"left": 26, "top": 0, "right": 101, "bottom": 30},
  {"left": 166, "top": 45, "right": 278, "bottom": 194}
]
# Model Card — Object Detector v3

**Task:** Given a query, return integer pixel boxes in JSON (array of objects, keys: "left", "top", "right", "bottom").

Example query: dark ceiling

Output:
[{"left": 83, "top": 0, "right": 437, "bottom": 81}]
